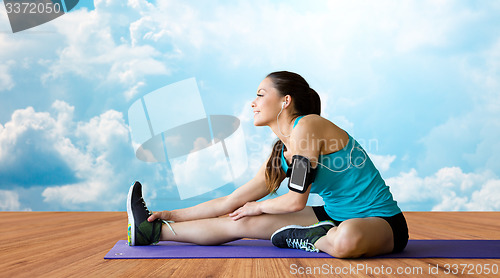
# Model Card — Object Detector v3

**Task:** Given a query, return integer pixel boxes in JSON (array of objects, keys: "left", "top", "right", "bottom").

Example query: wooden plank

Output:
[{"left": 0, "top": 212, "right": 498, "bottom": 277}]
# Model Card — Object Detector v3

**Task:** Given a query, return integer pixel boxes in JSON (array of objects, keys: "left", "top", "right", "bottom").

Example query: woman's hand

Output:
[
  {"left": 148, "top": 210, "right": 172, "bottom": 222},
  {"left": 229, "top": 202, "right": 262, "bottom": 221}
]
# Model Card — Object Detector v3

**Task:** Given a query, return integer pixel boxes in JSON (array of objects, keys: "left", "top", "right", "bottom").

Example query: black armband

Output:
[{"left": 287, "top": 155, "right": 317, "bottom": 194}]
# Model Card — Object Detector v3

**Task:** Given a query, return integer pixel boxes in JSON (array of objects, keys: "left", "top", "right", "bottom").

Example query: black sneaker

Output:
[
  {"left": 127, "top": 181, "right": 162, "bottom": 246},
  {"left": 270, "top": 221, "right": 335, "bottom": 252}
]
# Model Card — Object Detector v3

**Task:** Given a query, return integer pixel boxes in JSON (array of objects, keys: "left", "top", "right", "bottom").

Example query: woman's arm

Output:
[
  {"left": 149, "top": 161, "right": 270, "bottom": 222},
  {"left": 229, "top": 115, "right": 324, "bottom": 220},
  {"left": 229, "top": 186, "right": 311, "bottom": 220}
]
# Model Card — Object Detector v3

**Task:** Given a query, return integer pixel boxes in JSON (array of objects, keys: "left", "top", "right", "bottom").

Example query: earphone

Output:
[
  {"left": 277, "top": 101, "right": 290, "bottom": 137},
  {"left": 315, "top": 143, "right": 367, "bottom": 173}
]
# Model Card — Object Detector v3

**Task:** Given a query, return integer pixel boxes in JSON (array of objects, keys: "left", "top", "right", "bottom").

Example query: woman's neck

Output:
[{"left": 270, "top": 113, "right": 295, "bottom": 145}]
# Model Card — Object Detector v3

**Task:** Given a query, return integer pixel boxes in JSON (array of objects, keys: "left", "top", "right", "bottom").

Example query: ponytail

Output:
[
  {"left": 265, "top": 139, "right": 286, "bottom": 194},
  {"left": 308, "top": 87, "right": 321, "bottom": 116}
]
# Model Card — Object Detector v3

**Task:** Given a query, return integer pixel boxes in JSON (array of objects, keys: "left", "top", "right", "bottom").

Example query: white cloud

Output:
[
  {"left": 0, "top": 190, "right": 30, "bottom": 211},
  {"left": 389, "top": 0, "right": 477, "bottom": 53},
  {"left": 100, "top": 0, "right": 490, "bottom": 135},
  {"left": 38, "top": 4, "right": 170, "bottom": 90},
  {"left": 76, "top": 109, "right": 129, "bottom": 153},
  {"left": 331, "top": 115, "right": 354, "bottom": 133},
  {"left": 387, "top": 167, "right": 500, "bottom": 211},
  {"left": 0, "top": 100, "right": 146, "bottom": 210},
  {"left": 0, "top": 106, "right": 55, "bottom": 164},
  {"left": 0, "top": 60, "right": 15, "bottom": 91},
  {"left": 234, "top": 99, "right": 272, "bottom": 174},
  {"left": 170, "top": 144, "right": 233, "bottom": 199},
  {"left": 236, "top": 100, "right": 254, "bottom": 125},
  {"left": 3, "top": 0, "right": 487, "bottom": 103},
  {"left": 224, "top": 1, "right": 472, "bottom": 65},
  {"left": 42, "top": 106, "right": 132, "bottom": 209},
  {"left": 418, "top": 37, "right": 500, "bottom": 175},
  {"left": 124, "top": 81, "right": 145, "bottom": 101},
  {"left": 467, "top": 179, "right": 500, "bottom": 211},
  {"left": 369, "top": 153, "right": 396, "bottom": 173}
]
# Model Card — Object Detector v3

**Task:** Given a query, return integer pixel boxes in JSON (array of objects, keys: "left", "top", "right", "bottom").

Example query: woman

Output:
[{"left": 127, "top": 71, "right": 408, "bottom": 258}]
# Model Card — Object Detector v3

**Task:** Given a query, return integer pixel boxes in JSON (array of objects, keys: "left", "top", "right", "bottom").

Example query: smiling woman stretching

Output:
[{"left": 126, "top": 71, "right": 408, "bottom": 258}]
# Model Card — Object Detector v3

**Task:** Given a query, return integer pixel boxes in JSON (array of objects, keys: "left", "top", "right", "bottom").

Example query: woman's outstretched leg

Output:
[
  {"left": 161, "top": 207, "right": 319, "bottom": 245},
  {"left": 127, "top": 181, "right": 319, "bottom": 246}
]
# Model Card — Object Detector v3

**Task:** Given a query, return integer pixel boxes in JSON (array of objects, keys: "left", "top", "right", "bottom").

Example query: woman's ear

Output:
[{"left": 284, "top": 95, "right": 292, "bottom": 107}]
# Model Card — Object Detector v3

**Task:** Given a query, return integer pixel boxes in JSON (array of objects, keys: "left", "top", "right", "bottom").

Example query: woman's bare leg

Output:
[
  {"left": 160, "top": 206, "right": 319, "bottom": 245},
  {"left": 161, "top": 207, "right": 394, "bottom": 259},
  {"left": 314, "top": 217, "right": 394, "bottom": 258}
]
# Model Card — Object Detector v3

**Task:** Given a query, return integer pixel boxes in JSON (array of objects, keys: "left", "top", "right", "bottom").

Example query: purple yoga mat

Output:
[{"left": 104, "top": 239, "right": 500, "bottom": 259}]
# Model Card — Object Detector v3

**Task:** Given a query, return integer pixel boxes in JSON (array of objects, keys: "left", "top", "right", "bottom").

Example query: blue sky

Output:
[{"left": 0, "top": 0, "right": 499, "bottom": 212}]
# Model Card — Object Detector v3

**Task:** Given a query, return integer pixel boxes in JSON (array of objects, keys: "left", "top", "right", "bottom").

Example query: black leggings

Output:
[{"left": 312, "top": 206, "right": 409, "bottom": 253}]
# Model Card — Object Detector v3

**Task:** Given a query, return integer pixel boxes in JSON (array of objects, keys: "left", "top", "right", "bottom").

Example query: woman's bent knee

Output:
[
  {"left": 326, "top": 218, "right": 394, "bottom": 258},
  {"left": 331, "top": 228, "right": 364, "bottom": 258}
]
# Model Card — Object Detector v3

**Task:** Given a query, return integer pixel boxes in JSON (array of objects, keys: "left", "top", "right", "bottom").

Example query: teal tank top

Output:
[{"left": 281, "top": 116, "right": 401, "bottom": 221}]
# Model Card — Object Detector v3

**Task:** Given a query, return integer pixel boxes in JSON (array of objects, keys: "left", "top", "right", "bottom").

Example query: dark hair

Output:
[{"left": 264, "top": 71, "right": 321, "bottom": 194}]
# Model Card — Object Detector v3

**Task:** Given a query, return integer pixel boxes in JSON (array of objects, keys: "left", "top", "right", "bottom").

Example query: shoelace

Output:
[
  {"left": 286, "top": 238, "right": 319, "bottom": 253},
  {"left": 140, "top": 197, "right": 177, "bottom": 236},
  {"left": 162, "top": 220, "right": 176, "bottom": 236}
]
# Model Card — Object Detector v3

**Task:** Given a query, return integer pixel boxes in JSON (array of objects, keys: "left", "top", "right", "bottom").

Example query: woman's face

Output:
[{"left": 251, "top": 77, "right": 284, "bottom": 126}]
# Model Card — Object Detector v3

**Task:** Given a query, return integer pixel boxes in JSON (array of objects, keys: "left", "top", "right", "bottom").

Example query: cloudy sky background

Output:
[{"left": 1, "top": 0, "right": 499, "bottom": 212}]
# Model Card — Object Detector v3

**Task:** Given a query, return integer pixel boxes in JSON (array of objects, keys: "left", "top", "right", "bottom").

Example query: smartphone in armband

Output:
[{"left": 288, "top": 155, "right": 315, "bottom": 194}]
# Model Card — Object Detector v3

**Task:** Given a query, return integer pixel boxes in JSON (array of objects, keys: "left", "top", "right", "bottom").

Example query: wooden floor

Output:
[{"left": 0, "top": 212, "right": 499, "bottom": 278}]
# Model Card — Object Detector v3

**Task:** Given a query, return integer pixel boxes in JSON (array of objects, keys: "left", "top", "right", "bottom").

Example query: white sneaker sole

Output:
[{"left": 126, "top": 182, "right": 136, "bottom": 246}]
